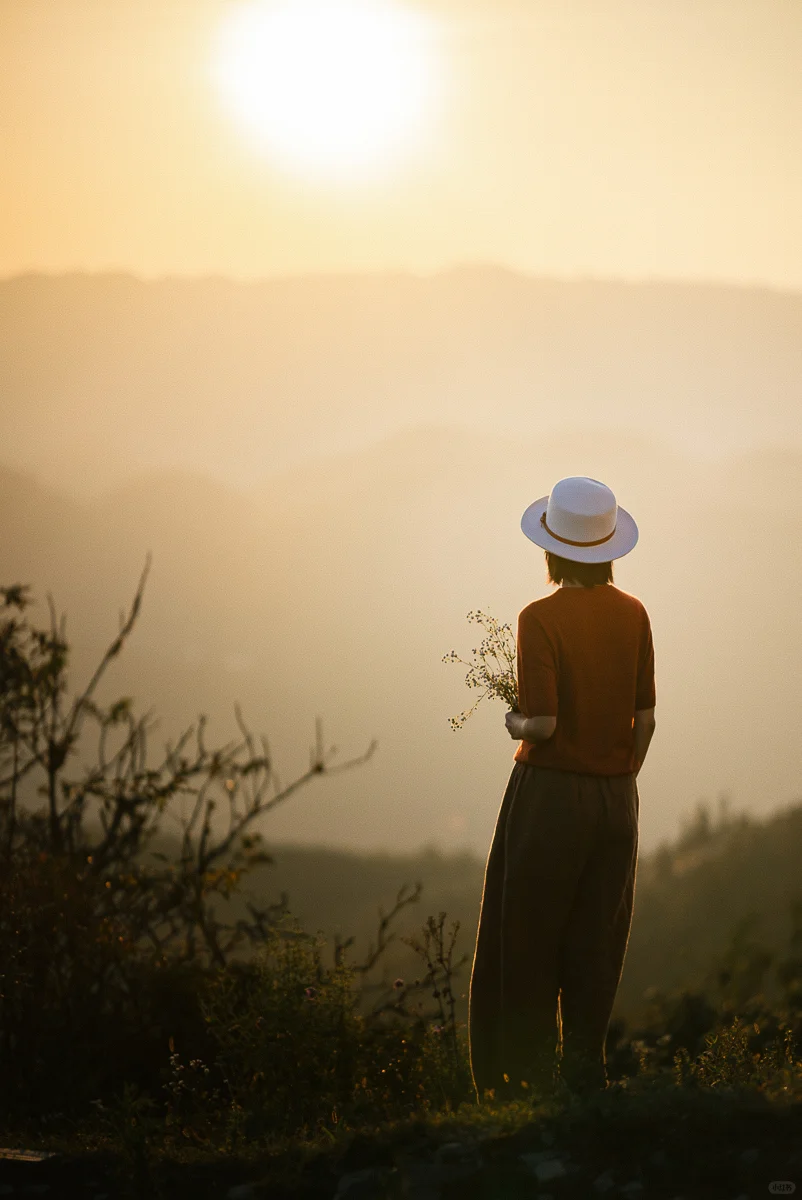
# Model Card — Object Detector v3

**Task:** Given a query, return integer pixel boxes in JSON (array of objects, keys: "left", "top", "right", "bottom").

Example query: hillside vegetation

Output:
[{"left": 134, "top": 785, "right": 802, "bottom": 1033}]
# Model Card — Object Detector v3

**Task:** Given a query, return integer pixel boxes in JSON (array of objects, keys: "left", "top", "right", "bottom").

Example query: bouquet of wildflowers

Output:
[{"left": 442, "top": 610, "right": 519, "bottom": 730}]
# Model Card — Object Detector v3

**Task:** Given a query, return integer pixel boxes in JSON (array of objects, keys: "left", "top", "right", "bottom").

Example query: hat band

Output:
[{"left": 540, "top": 510, "right": 616, "bottom": 548}]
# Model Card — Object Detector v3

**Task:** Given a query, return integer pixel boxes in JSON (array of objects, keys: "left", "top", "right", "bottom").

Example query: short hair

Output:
[{"left": 545, "top": 551, "right": 614, "bottom": 588}]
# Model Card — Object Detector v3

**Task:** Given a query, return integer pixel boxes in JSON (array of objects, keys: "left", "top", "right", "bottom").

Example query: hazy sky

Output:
[{"left": 3, "top": 0, "right": 802, "bottom": 286}]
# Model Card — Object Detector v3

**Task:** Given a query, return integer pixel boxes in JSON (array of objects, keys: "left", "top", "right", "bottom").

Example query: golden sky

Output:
[{"left": 2, "top": 0, "right": 802, "bottom": 286}]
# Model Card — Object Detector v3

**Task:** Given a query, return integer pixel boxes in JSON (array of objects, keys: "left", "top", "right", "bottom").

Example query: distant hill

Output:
[
  {"left": 2, "top": 426, "right": 802, "bottom": 864},
  {"left": 2, "top": 269, "right": 802, "bottom": 494}
]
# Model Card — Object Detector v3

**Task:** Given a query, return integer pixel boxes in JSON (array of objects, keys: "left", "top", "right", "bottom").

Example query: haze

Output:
[
  {"left": 3, "top": 271, "right": 802, "bottom": 860},
  {"left": 2, "top": 0, "right": 801, "bottom": 862}
]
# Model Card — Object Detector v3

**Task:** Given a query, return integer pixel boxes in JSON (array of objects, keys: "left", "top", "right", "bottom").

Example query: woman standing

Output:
[{"left": 468, "top": 476, "right": 656, "bottom": 1103}]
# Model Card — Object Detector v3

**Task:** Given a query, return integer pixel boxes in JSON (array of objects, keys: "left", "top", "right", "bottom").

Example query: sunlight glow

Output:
[{"left": 213, "top": 0, "right": 440, "bottom": 182}]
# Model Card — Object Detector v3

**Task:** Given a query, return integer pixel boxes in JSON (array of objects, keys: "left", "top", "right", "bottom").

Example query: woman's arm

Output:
[
  {"left": 633, "top": 707, "right": 656, "bottom": 774},
  {"left": 522, "top": 715, "right": 557, "bottom": 742}
]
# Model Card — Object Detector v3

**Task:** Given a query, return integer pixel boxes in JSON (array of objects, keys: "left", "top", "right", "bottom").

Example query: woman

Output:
[{"left": 468, "top": 476, "right": 656, "bottom": 1104}]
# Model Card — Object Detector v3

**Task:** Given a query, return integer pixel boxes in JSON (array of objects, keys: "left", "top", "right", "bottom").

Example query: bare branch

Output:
[
  {"left": 351, "top": 881, "right": 423, "bottom": 979},
  {"left": 64, "top": 554, "right": 152, "bottom": 746}
]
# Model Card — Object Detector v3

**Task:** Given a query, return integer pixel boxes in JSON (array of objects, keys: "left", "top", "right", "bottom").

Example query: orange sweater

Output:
[{"left": 514, "top": 584, "right": 655, "bottom": 776}]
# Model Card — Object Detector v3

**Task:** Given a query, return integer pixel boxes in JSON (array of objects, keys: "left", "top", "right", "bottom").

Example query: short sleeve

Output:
[
  {"left": 517, "top": 609, "right": 558, "bottom": 717},
  {"left": 635, "top": 609, "right": 656, "bottom": 710}
]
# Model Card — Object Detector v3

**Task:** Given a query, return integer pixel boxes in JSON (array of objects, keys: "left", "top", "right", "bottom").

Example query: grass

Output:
[{"left": 6, "top": 1063, "right": 802, "bottom": 1199}]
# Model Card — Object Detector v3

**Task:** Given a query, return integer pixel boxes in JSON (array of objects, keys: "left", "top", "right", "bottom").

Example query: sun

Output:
[{"left": 212, "top": 0, "right": 440, "bottom": 182}]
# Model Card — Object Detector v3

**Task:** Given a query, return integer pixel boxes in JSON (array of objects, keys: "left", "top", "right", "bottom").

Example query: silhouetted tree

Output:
[
  {"left": 0, "top": 559, "right": 381, "bottom": 964},
  {"left": 0, "top": 560, "right": 382, "bottom": 1114}
]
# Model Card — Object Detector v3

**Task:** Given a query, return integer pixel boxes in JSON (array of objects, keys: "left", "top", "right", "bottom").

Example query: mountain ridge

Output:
[
  {"left": 3, "top": 269, "right": 802, "bottom": 497},
  {"left": 4, "top": 264, "right": 802, "bottom": 299}
]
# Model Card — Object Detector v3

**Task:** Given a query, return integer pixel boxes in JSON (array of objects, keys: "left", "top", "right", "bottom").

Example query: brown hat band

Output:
[{"left": 540, "top": 510, "right": 617, "bottom": 548}]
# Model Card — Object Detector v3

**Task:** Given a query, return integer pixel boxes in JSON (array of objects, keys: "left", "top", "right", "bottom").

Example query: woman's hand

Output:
[
  {"left": 505, "top": 710, "right": 527, "bottom": 740},
  {"left": 505, "top": 711, "right": 558, "bottom": 742}
]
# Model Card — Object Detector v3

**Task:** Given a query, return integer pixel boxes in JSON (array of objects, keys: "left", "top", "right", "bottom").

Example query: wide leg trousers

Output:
[{"left": 468, "top": 761, "right": 639, "bottom": 1103}]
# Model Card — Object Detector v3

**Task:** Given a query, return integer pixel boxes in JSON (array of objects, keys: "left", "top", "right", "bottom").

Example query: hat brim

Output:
[{"left": 521, "top": 496, "right": 639, "bottom": 563}]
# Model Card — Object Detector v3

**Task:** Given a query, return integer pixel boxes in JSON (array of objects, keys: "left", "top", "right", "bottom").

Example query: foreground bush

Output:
[
  {"left": 159, "top": 911, "right": 475, "bottom": 1149},
  {"left": 0, "top": 569, "right": 380, "bottom": 1122}
]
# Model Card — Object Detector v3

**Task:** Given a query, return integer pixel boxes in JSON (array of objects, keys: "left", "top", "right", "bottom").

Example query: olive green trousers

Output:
[{"left": 468, "top": 761, "right": 639, "bottom": 1102}]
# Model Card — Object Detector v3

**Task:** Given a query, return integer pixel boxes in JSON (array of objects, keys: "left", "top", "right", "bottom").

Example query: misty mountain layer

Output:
[
  {"left": 2, "top": 268, "right": 802, "bottom": 493},
  {"left": 2, "top": 269, "right": 801, "bottom": 859}
]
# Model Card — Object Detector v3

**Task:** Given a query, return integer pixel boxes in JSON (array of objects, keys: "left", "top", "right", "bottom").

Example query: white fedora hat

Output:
[{"left": 521, "top": 476, "right": 638, "bottom": 563}]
